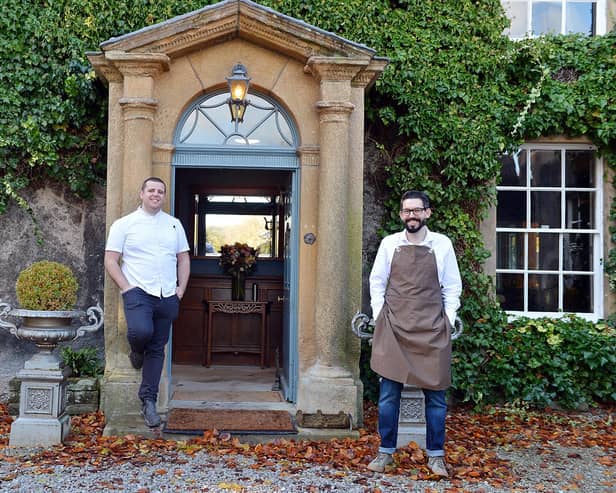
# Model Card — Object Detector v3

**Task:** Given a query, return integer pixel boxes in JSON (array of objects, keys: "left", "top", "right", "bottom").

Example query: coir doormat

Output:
[{"left": 164, "top": 408, "right": 296, "bottom": 435}]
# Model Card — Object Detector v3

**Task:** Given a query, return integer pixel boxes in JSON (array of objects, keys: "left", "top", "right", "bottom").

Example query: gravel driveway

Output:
[{"left": 0, "top": 440, "right": 613, "bottom": 492}]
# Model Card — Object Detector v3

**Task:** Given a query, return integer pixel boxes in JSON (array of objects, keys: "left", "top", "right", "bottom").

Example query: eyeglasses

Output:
[{"left": 400, "top": 207, "right": 426, "bottom": 216}]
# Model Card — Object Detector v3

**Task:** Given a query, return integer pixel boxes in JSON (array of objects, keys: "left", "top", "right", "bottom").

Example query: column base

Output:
[
  {"left": 297, "top": 363, "right": 362, "bottom": 426},
  {"left": 100, "top": 370, "right": 142, "bottom": 436}
]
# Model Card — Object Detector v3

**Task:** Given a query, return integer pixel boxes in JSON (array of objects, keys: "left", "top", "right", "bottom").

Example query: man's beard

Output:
[{"left": 404, "top": 218, "right": 426, "bottom": 233}]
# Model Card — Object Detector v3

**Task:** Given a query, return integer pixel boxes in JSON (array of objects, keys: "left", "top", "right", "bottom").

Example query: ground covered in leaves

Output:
[{"left": 0, "top": 401, "right": 614, "bottom": 492}]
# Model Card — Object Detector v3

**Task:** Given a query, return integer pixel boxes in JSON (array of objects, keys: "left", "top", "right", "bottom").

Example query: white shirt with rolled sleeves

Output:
[
  {"left": 105, "top": 207, "right": 190, "bottom": 298},
  {"left": 369, "top": 228, "right": 462, "bottom": 325}
]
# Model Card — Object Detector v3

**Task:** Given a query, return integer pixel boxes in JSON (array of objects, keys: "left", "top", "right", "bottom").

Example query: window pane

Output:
[
  {"left": 497, "top": 273, "right": 524, "bottom": 310},
  {"left": 566, "top": 2, "right": 595, "bottom": 35},
  {"left": 497, "top": 191, "right": 527, "bottom": 227},
  {"left": 497, "top": 232, "right": 524, "bottom": 269},
  {"left": 531, "top": 191, "right": 561, "bottom": 228},
  {"left": 500, "top": 151, "right": 527, "bottom": 186},
  {"left": 528, "top": 233, "right": 558, "bottom": 270},
  {"left": 565, "top": 150, "right": 594, "bottom": 187},
  {"left": 531, "top": 150, "right": 561, "bottom": 187},
  {"left": 563, "top": 274, "right": 592, "bottom": 312},
  {"left": 566, "top": 191, "right": 594, "bottom": 229},
  {"left": 503, "top": 1, "right": 529, "bottom": 37},
  {"left": 563, "top": 233, "right": 592, "bottom": 271},
  {"left": 205, "top": 214, "right": 273, "bottom": 257},
  {"left": 532, "top": 1, "right": 562, "bottom": 35},
  {"left": 528, "top": 274, "right": 558, "bottom": 311}
]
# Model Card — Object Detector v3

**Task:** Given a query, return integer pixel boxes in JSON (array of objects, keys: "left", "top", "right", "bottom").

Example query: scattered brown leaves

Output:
[{"left": 0, "top": 400, "right": 613, "bottom": 490}]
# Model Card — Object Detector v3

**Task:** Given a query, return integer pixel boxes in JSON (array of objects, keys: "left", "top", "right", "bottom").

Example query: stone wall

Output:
[{"left": 0, "top": 183, "right": 106, "bottom": 401}]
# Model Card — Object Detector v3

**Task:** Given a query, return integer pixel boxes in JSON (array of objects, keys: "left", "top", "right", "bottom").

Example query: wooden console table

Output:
[{"left": 205, "top": 300, "right": 269, "bottom": 368}]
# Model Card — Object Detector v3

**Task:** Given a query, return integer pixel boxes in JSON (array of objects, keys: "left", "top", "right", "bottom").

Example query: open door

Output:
[{"left": 280, "top": 172, "right": 299, "bottom": 401}]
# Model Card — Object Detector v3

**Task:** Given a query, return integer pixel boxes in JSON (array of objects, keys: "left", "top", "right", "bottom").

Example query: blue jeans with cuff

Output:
[
  {"left": 377, "top": 376, "right": 447, "bottom": 457},
  {"left": 122, "top": 287, "right": 179, "bottom": 403}
]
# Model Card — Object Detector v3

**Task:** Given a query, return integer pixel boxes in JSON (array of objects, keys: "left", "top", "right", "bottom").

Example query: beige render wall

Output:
[{"left": 150, "top": 37, "right": 322, "bottom": 371}]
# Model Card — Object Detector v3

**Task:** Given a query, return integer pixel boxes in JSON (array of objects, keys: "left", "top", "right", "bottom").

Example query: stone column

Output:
[
  {"left": 298, "top": 57, "right": 368, "bottom": 422},
  {"left": 90, "top": 52, "right": 169, "bottom": 431}
]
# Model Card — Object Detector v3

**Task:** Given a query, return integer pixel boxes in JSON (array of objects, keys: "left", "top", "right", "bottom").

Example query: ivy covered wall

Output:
[{"left": 1, "top": 0, "right": 615, "bottom": 406}]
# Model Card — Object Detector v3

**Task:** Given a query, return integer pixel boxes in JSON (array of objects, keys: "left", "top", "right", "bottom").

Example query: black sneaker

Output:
[
  {"left": 141, "top": 399, "right": 161, "bottom": 427},
  {"left": 129, "top": 350, "right": 144, "bottom": 370}
]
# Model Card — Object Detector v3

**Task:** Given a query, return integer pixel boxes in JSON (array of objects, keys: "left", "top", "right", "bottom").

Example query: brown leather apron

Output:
[{"left": 370, "top": 244, "right": 452, "bottom": 390}]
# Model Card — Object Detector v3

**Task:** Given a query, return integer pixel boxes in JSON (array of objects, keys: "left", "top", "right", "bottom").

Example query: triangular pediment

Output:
[{"left": 99, "top": 0, "right": 375, "bottom": 62}]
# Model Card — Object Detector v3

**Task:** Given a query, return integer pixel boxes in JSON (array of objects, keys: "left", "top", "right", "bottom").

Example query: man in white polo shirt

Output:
[{"left": 104, "top": 177, "right": 190, "bottom": 427}]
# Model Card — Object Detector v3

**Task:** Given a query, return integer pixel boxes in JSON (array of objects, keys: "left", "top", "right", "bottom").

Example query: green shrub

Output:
[
  {"left": 16, "top": 261, "right": 78, "bottom": 310},
  {"left": 61, "top": 346, "right": 103, "bottom": 378},
  {"left": 452, "top": 314, "right": 616, "bottom": 409}
]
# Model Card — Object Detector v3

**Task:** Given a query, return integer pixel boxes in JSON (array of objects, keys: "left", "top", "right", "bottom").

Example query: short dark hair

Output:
[
  {"left": 141, "top": 176, "right": 166, "bottom": 192},
  {"left": 400, "top": 190, "right": 430, "bottom": 209}
]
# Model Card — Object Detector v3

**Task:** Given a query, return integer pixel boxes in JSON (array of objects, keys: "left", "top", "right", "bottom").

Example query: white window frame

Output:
[
  {"left": 496, "top": 143, "right": 603, "bottom": 321},
  {"left": 502, "top": 0, "right": 607, "bottom": 39}
]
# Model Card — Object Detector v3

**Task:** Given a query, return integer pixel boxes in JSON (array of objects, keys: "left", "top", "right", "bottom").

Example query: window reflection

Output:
[
  {"left": 530, "top": 150, "right": 561, "bottom": 187},
  {"left": 500, "top": 151, "right": 527, "bottom": 186},
  {"left": 563, "top": 274, "right": 592, "bottom": 312},
  {"left": 531, "top": 191, "right": 560, "bottom": 228},
  {"left": 497, "top": 232, "right": 524, "bottom": 269},
  {"left": 566, "top": 2, "right": 595, "bottom": 35},
  {"left": 532, "top": 2, "right": 562, "bottom": 35},
  {"left": 528, "top": 274, "right": 558, "bottom": 311},
  {"left": 563, "top": 233, "right": 592, "bottom": 271},
  {"left": 497, "top": 191, "right": 526, "bottom": 227},
  {"left": 497, "top": 273, "right": 524, "bottom": 310}
]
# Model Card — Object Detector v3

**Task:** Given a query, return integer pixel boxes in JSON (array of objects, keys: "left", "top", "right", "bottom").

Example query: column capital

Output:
[
  {"left": 351, "top": 57, "right": 389, "bottom": 89},
  {"left": 304, "top": 56, "right": 369, "bottom": 82},
  {"left": 105, "top": 51, "right": 170, "bottom": 78},
  {"left": 87, "top": 52, "right": 123, "bottom": 84}
]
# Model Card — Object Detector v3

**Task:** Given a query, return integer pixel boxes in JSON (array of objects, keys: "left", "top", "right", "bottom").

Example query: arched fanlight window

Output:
[{"left": 177, "top": 90, "right": 296, "bottom": 148}]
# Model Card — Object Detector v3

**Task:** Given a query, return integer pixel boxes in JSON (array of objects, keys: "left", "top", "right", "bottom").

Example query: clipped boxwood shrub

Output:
[{"left": 16, "top": 261, "right": 79, "bottom": 311}]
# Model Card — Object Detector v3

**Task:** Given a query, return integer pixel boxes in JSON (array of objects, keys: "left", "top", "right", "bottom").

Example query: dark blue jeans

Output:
[
  {"left": 122, "top": 287, "right": 179, "bottom": 403},
  {"left": 377, "top": 376, "right": 447, "bottom": 457}
]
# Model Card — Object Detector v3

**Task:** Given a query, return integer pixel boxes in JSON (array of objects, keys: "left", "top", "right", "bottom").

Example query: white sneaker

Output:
[
  {"left": 367, "top": 452, "right": 393, "bottom": 472},
  {"left": 427, "top": 456, "right": 449, "bottom": 477}
]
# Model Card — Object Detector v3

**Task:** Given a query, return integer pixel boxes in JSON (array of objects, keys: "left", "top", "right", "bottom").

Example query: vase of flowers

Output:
[{"left": 219, "top": 243, "right": 258, "bottom": 301}]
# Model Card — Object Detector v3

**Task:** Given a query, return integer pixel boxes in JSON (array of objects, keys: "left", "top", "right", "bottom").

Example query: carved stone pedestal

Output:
[
  {"left": 397, "top": 385, "right": 426, "bottom": 449},
  {"left": 9, "top": 365, "right": 72, "bottom": 447}
]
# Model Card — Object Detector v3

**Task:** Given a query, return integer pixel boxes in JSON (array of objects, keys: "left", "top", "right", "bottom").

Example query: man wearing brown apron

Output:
[{"left": 367, "top": 191, "right": 462, "bottom": 477}]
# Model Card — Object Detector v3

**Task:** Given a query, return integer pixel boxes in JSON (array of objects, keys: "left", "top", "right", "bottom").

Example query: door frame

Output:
[{"left": 167, "top": 164, "right": 300, "bottom": 402}]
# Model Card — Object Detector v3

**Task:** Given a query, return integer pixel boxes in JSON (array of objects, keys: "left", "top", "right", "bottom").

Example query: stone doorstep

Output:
[{"left": 8, "top": 376, "right": 100, "bottom": 416}]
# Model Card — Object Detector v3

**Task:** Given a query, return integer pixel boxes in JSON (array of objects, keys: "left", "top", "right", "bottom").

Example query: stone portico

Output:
[{"left": 88, "top": 0, "right": 386, "bottom": 435}]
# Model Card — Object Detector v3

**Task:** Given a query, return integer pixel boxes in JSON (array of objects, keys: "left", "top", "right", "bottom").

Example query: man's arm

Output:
[
  {"left": 441, "top": 242, "right": 462, "bottom": 326},
  {"left": 369, "top": 240, "right": 390, "bottom": 320},
  {"left": 104, "top": 251, "right": 133, "bottom": 293},
  {"left": 176, "top": 251, "right": 190, "bottom": 300}
]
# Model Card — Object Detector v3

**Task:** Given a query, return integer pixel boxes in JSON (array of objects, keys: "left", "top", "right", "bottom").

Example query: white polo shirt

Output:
[
  {"left": 105, "top": 207, "right": 190, "bottom": 298},
  {"left": 369, "top": 228, "right": 462, "bottom": 324}
]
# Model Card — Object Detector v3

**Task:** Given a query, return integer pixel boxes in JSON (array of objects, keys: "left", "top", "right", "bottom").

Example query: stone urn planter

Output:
[
  {"left": 0, "top": 304, "right": 103, "bottom": 447},
  {"left": 0, "top": 260, "right": 103, "bottom": 447}
]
